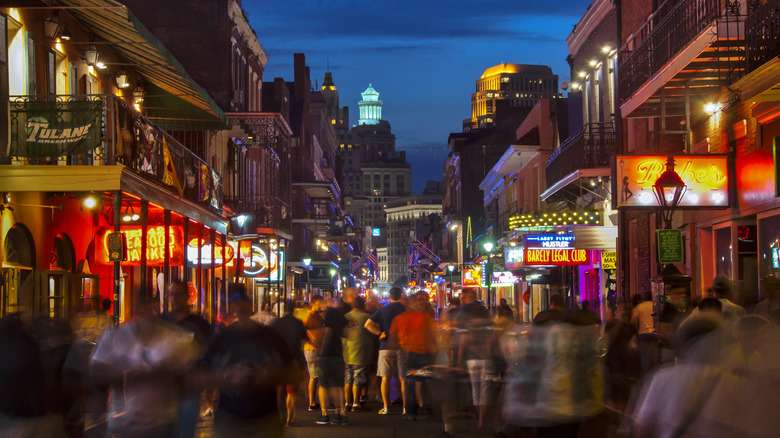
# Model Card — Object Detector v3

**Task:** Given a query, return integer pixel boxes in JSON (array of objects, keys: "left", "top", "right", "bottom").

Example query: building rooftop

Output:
[{"left": 480, "top": 63, "right": 554, "bottom": 79}]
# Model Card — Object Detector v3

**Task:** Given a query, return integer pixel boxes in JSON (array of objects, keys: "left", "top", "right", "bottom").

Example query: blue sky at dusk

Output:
[{"left": 244, "top": 0, "right": 590, "bottom": 193}]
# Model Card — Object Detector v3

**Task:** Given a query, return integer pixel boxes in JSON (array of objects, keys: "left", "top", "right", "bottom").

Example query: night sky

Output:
[{"left": 244, "top": 0, "right": 589, "bottom": 193}]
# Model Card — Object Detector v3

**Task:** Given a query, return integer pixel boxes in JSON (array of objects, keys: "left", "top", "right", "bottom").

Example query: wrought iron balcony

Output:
[
  {"left": 546, "top": 123, "right": 616, "bottom": 187},
  {"left": 746, "top": 0, "right": 780, "bottom": 73},
  {"left": 618, "top": 0, "right": 724, "bottom": 101},
  {"left": 8, "top": 94, "right": 222, "bottom": 212}
]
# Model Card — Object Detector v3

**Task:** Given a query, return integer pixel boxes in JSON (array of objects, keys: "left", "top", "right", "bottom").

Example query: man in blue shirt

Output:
[{"left": 364, "top": 287, "right": 406, "bottom": 415}]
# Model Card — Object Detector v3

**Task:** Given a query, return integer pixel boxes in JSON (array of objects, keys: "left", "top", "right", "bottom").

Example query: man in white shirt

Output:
[
  {"left": 631, "top": 293, "right": 657, "bottom": 376},
  {"left": 711, "top": 275, "right": 746, "bottom": 321}
]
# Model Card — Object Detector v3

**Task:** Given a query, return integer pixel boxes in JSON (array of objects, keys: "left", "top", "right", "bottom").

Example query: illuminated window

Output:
[{"left": 332, "top": 119, "right": 336, "bottom": 124}]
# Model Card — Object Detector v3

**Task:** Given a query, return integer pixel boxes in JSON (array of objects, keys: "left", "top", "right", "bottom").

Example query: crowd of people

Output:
[{"left": 1, "top": 275, "right": 779, "bottom": 438}]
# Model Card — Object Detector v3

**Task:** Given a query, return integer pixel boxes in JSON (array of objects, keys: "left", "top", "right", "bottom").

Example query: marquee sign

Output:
[
  {"left": 525, "top": 234, "right": 575, "bottom": 249},
  {"left": 97, "top": 226, "right": 183, "bottom": 266},
  {"left": 615, "top": 155, "right": 729, "bottom": 208},
  {"left": 483, "top": 271, "right": 520, "bottom": 288}
]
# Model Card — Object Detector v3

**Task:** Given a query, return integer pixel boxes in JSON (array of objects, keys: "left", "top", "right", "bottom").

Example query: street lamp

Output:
[
  {"left": 302, "top": 257, "right": 311, "bottom": 299},
  {"left": 653, "top": 155, "right": 687, "bottom": 229},
  {"left": 483, "top": 241, "right": 494, "bottom": 310},
  {"left": 447, "top": 263, "right": 455, "bottom": 301}
]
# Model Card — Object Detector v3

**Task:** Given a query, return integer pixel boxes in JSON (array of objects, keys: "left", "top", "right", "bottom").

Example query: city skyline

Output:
[{"left": 245, "top": 0, "right": 589, "bottom": 192}]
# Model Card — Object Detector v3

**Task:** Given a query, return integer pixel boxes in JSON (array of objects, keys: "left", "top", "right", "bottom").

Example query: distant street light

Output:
[{"left": 483, "top": 241, "right": 494, "bottom": 310}]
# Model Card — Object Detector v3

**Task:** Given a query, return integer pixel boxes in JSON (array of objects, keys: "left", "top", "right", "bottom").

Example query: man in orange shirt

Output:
[{"left": 388, "top": 290, "right": 438, "bottom": 421}]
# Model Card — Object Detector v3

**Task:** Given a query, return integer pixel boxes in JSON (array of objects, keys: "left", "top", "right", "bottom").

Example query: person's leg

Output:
[
  {"left": 381, "top": 377, "right": 391, "bottom": 409},
  {"left": 286, "top": 386, "right": 296, "bottom": 423},
  {"left": 318, "top": 385, "right": 329, "bottom": 417}
]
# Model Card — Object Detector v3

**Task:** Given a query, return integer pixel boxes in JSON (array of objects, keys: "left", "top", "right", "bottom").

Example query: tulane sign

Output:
[{"left": 10, "top": 100, "right": 103, "bottom": 157}]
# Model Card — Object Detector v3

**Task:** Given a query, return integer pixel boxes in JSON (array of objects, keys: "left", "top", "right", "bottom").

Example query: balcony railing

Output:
[
  {"left": 546, "top": 123, "right": 616, "bottom": 187},
  {"left": 746, "top": 0, "right": 780, "bottom": 73},
  {"left": 618, "top": 0, "right": 723, "bottom": 101},
  {"left": 8, "top": 94, "right": 222, "bottom": 212}
]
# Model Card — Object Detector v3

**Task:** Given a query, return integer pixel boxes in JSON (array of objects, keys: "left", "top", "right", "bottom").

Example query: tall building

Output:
[
  {"left": 467, "top": 63, "right": 559, "bottom": 130},
  {"left": 385, "top": 194, "right": 443, "bottom": 286},
  {"left": 335, "top": 83, "right": 411, "bottom": 232}
]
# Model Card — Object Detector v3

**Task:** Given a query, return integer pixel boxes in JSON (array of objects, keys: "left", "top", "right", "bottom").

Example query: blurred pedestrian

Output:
[
  {"left": 162, "top": 280, "right": 213, "bottom": 438},
  {"left": 631, "top": 292, "right": 658, "bottom": 376},
  {"left": 389, "top": 290, "right": 438, "bottom": 421},
  {"left": 364, "top": 286, "right": 406, "bottom": 415},
  {"left": 303, "top": 295, "right": 326, "bottom": 411},
  {"left": 91, "top": 301, "right": 197, "bottom": 438},
  {"left": 202, "top": 294, "right": 297, "bottom": 437},
  {"left": 314, "top": 298, "right": 349, "bottom": 425},
  {"left": 343, "top": 296, "right": 374, "bottom": 411},
  {"left": 270, "top": 301, "right": 307, "bottom": 426}
]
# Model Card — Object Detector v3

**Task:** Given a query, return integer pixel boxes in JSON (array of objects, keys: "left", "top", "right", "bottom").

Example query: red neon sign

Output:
[
  {"left": 97, "top": 226, "right": 184, "bottom": 266},
  {"left": 524, "top": 248, "right": 590, "bottom": 266}
]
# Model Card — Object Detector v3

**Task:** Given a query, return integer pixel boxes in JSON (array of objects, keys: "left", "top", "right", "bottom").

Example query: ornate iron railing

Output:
[
  {"left": 618, "top": 0, "right": 721, "bottom": 101},
  {"left": 546, "top": 123, "right": 616, "bottom": 187},
  {"left": 746, "top": 0, "right": 780, "bottom": 73},
  {"left": 8, "top": 94, "right": 222, "bottom": 213}
]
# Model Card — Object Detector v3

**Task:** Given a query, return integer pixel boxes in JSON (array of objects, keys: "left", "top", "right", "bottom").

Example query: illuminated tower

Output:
[{"left": 358, "top": 83, "right": 382, "bottom": 125}]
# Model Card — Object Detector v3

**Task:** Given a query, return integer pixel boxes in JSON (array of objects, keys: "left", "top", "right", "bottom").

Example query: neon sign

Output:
[
  {"left": 462, "top": 267, "right": 482, "bottom": 287},
  {"left": 525, "top": 234, "right": 575, "bottom": 249},
  {"left": 615, "top": 155, "right": 729, "bottom": 208},
  {"left": 524, "top": 248, "right": 590, "bottom": 266},
  {"left": 186, "top": 237, "right": 235, "bottom": 267},
  {"left": 97, "top": 226, "right": 183, "bottom": 266},
  {"left": 240, "top": 245, "right": 284, "bottom": 281},
  {"left": 504, "top": 247, "right": 524, "bottom": 270},
  {"left": 483, "top": 271, "right": 519, "bottom": 288}
]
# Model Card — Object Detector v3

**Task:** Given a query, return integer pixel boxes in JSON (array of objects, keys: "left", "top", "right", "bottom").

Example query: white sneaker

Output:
[{"left": 378, "top": 407, "right": 389, "bottom": 415}]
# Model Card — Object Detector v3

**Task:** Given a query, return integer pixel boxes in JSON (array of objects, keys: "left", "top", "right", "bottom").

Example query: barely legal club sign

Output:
[
  {"left": 523, "top": 234, "right": 590, "bottom": 266},
  {"left": 615, "top": 155, "right": 729, "bottom": 208}
]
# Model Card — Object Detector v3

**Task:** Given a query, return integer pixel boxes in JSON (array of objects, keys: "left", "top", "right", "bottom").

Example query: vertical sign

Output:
[{"left": 657, "top": 229, "right": 684, "bottom": 264}]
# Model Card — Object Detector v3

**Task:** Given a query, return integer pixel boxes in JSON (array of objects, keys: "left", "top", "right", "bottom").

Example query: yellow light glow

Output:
[
  {"left": 55, "top": 39, "right": 64, "bottom": 53},
  {"left": 88, "top": 65, "right": 95, "bottom": 76},
  {"left": 9, "top": 8, "right": 20, "bottom": 21},
  {"left": 589, "top": 60, "right": 597, "bottom": 66}
]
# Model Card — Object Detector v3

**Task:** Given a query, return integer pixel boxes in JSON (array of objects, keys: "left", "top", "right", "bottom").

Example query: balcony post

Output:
[
  {"left": 140, "top": 200, "right": 149, "bottom": 309},
  {"left": 112, "top": 191, "right": 122, "bottom": 324},
  {"left": 163, "top": 208, "right": 171, "bottom": 313}
]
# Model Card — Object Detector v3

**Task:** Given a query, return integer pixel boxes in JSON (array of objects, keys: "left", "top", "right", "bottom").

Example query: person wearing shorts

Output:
[
  {"left": 365, "top": 286, "right": 407, "bottom": 414},
  {"left": 303, "top": 296, "right": 326, "bottom": 410},
  {"left": 343, "top": 297, "right": 373, "bottom": 411}
]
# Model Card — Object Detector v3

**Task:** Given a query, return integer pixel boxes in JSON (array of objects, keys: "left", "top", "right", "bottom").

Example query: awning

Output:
[
  {"left": 48, "top": 0, "right": 229, "bottom": 129},
  {"left": 540, "top": 168, "right": 611, "bottom": 201},
  {"left": 292, "top": 181, "right": 336, "bottom": 199}
]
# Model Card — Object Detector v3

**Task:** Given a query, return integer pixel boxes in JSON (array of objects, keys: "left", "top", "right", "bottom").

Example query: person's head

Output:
[
  {"left": 698, "top": 297, "right": 722, "bottom": 315},
  {"left": 389, "top": 286, "right": 403, "bottom": 302},
  {"left": 712, "top": 275, "right": 732, "bottom": 298},
  {"left": 549, "top": 294, "right": 565, "bottom": 310},
  {"left": 412, "top": 291, "right": 429, "bottom": 311},
  {"left": 311, "top": 294, "right": 324, "bottom": 311},
  {"left": 581, "top": 300, "right": 591, "bottom": 310},
  {"left": 169, "top": 280, "right": 189, "bottom": 313},
  {"left": 500, "top": 298, "right": 508, "bottom": 307},
  {"left": 231, "top": 295, "right": 254, "bottom": 324},
  {"left": 342, "top": 287, "right": 358, "bottom": 305},
  {"left": 461, "top": 288, "right": 477, "bottom": 304},
  {"left": 676, "top": 313, "right": 722, "bottom": 361},
  {"left": 631, "top": 294, "right": 642, "bottom": 307},
  {"left": 448, "top": 297, "right": 461, "bottom": 307},
  {"left": 353, "top": 296, "right": 366, "bottom": 311},
  {"left": 101, "top": 298, "right": 112, "bottom": 312}
]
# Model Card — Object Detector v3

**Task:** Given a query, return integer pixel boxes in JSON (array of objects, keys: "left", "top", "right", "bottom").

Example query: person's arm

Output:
[{"left": 364, "top": 318, "right": 382, "bottom": 336}]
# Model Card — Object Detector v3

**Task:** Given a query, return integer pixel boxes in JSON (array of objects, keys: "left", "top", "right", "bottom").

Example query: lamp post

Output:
[
  {"left": 652, "top": 155, "right": 691, "bottom": 309},
  {"left": 448, "top": 263, "right": 455, "bottom": 301},
  {"left": 483, "top": 241, "right": 494, "bottom": 310},
  {"left": 302, "top": 257, "right": 311, "bottom": 300}
]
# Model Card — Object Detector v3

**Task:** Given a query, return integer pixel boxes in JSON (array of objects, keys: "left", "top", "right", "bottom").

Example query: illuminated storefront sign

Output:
[
  {"left": 462, "top": 267, "right": 482, "bottom": 287},
  {"left": 601, "top": 251, "right": 617, "bottom": 270},
  {"left": 504, "top": 247, "right": 524, "bottom": 270},
  {"left": 483, "top": 271, "right": 519, "bottom": 288},
  {"left": 525, "top": 234, "right": 575, "bottom": 249},
  {"left": 524, "top": 248, "right": 590, "bottom": 266},
  {"left": 372, "top": 228, "right": 381, "bottom": 236},
  {"left": 97, "top": 226, "right": 183, "bottom": 266},
  {"left": 240, "top": 244, "right": 284, "bottom": 282},
  {"left": 186, "top": 237, "right": 235, "bottom": 267},
  {"left": 615, "top": 155, "right": 729, "bottom": 208}
]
